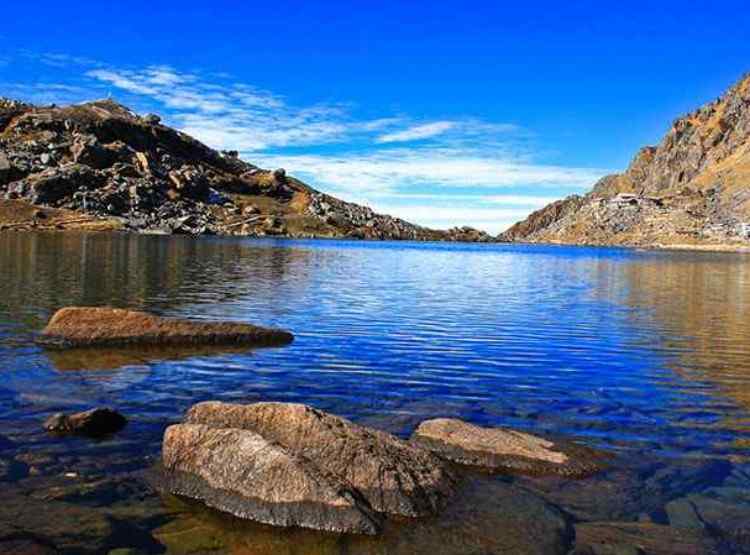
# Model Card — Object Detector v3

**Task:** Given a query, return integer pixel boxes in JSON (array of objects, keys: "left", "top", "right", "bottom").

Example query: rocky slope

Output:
[
  {"left": 500, "top": 73, "right": 750, "bottom": 249},
  {"left": 0, "top": 98, "right": 492, "bottom": 241}
]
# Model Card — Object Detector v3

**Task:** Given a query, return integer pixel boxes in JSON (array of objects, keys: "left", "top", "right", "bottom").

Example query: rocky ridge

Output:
[
  {"left": 500, "top": 73, "right": 750, "bottom": 249},
  {"left": 0, "top": 97, "right": 492, "bottom": 241}
]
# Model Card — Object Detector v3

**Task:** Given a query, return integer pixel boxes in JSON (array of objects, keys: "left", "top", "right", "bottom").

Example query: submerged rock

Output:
[
  {"left": 38, "top": 307, "right": 294, "bottom": 349},
  {"left": 412, "top": 418, "right": 606, "bottom": 478},
  {"left": 184, "top": 401, "right": 456, "bottom": 517},
  {"left": 43, "top": 408, "right": 126, "bottom": 437},
  {"left": 162, "top": 423, "right": 382, "bottom": 535},
  {"left": 573, "top": 522, "right": 720, "bottom": 555}
]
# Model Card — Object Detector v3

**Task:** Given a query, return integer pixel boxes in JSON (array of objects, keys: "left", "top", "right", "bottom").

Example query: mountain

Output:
[
  {"left": 500, "top": 73, "right": 750, "bottom": 249},
  {"left": 0, "top": 98, "right": 491, "bottom": 241}
]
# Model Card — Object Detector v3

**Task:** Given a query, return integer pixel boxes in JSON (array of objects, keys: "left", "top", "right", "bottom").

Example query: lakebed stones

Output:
[
  {"left": 412, "top": 418, "right": 606, "bottom": 478},
  {"left": 43, "top": 408, "right": 127, "bottom": 438},
  {"left": 37, "top": 307, "right": 293, "bottom": 349},
  {"left": 162, "top": 401, "right": 456, "bottom": 534}
]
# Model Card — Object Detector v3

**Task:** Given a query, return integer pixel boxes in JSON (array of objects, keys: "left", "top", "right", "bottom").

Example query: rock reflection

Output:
[{"left": 46, "top": 344, "right": 258, "bottom": 372}]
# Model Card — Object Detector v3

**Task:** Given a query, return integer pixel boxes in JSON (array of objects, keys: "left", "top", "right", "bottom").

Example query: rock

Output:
[
  {"left": 412, "top": 418, "right": 606, "bottom": 477},
  {"left": 37, "top": 306, "right": 294, "bottom": 349},
  {"left": 516, "top": 457, "right": 733, "bottom": 524},
  {"left": 666, "top": 487, "right": 750, "bottom": 549},
  {"left": 25, "top": 164, "right": 102, "bottom": 206},
  {"left": 43, "top": 408, "right": 127, "bottom": 437},
  {"left": 0, "top": 534, "right": 59, "bottom": 555},
  {"left": 142, "top": 114, "right": 161, "bottom": 125},
  {"left": 184, "top": 401, "right": 456, "bottom": 518},
  {"left": 573, "top": 522, "right": 719, "bottom": 555},
  {"left": 272, "top": 168, "right": 286, "bottom": 182},
  {"left": 161, "top": 423, "right": 383, "bottom": 534}
]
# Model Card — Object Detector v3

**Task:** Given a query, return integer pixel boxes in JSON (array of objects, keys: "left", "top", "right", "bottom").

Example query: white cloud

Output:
[
  {"left": 255, "top": 151, "right": 605, "bottom": 197},
  {"left": 254, "top": 150, "right": 605, "bottom": 232},
  {"left": 377, "top": 121, "right": 456, "bottom": 143}
]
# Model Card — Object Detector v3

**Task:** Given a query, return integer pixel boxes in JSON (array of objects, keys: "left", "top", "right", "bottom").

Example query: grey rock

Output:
[
  {"left": 184, "top": 401, "right": 457, "bottom": 518},
  {"left": 161, "top": 423, "right": 383, "bottom": 534}
]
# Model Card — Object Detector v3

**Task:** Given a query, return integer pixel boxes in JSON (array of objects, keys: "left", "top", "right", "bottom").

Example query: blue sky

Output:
[{"left": 2, "top": 1, "right": 749, "bottom": 232}]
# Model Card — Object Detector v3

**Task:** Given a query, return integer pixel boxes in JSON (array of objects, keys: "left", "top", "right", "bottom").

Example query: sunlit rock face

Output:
[
  {"left": 412, "top": 418, "right": 607, "bottom": 478},
  {"left": 500, "top": 74, "right": 750, "bottom": 249}
]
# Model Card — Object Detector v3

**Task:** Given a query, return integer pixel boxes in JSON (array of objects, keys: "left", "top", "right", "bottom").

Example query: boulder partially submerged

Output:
[
  {"left": 161, "top": 424, "right": 382, "bottom": 535},
  {"left": 161, "top": 402, "right": 456, "bottom": 534},
  {"left": 38, "top": 307, "right": 293, "bottom": 349},
  {"left": 184, "top": 401, "right": 456, "bottom": 517},
  {"left": 412, "top": 418, "right": 606, "bottom": 478},
  {"left": 43, "top": 408, "right": 126, "bottom": 438}
]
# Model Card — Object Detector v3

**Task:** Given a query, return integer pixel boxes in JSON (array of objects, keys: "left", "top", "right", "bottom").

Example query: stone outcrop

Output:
[
  {"left": 161, "top": 401, "right": 456, "bottom": 534},
  {"left": 184, "top": 401, "right": 456, "bottom": 517},
  {"left": 161, "top": 423, "right": 383, "bottom": 535},
  {"left": 38, "top": 307, "right": 293, "bottom": 349},
  {"left": 43, "top": 408, "right": 127, "bottom": 437},
  {"left": 499, "top": 73, "right": 750, "bottom": 249},
  {"left": 412, "top": 418, "right": 606, "bottom": 478},
  {"left": 0, "top": 97, "right": 491, "bottom": 241}
]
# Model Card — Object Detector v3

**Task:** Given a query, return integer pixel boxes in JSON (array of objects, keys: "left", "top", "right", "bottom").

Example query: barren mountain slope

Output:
[
  {"left": 0, "top": 98, "right": 491, "bottom": 242},
  {"left": 500, "top": 74, "right": 750, "bottom": 249}
]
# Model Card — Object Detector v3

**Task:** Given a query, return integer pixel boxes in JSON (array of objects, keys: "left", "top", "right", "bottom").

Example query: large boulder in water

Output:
[
  {"left": 38, "top": 307, "right": 293, "bottom": 349},
  {"left": 183, "top": 401, "right": 456, "bottom": 518},
  {"left": 412, "top": 418, "right": 606, "bottom": 478},
  {"left": 161, "top": 402, "right": 456, "bottom": 534},
  {"left": 161, "top": 423, "right": 382, "bottom": 535}
]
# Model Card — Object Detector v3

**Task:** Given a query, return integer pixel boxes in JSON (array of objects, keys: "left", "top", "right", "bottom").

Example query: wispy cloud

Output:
[
  {"left": 377, "top": 121, "right": 456, "bottom": 143},
  {"left": 255, "top": 150, "right": 604, "bottom": 196}
]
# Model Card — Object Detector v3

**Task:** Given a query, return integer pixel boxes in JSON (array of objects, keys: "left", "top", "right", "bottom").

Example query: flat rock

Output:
[
  {"left": 43, "top": 407, "right": 127, "bottom": 437},
  {"left": 412, "top": 418, "right": 606, "bottom": 477},
  {"left": 573, "top": 522, "right": 720, "bottom": 555},
  {"left": 184, "top": 401, "right": 456, "bottom": 517},
  {"left": 666, "top": 486, "right": 750, "bottom": 550},
  {"left": 161, "top": 423, "right": 382, "bottom": 535},
  {"left": 38, "top": 307, "right": 293, "bottom": 349}
]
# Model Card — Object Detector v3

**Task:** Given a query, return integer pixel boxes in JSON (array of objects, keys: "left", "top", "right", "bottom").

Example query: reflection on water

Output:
[{"left": 1, "top": 233, "right": 750, "bottom": 553}]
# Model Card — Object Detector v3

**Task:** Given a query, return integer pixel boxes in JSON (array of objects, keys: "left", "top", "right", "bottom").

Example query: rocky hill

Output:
[
  {"left": 0, "top": 98, "right": 492, "bottom": 241},
  {"left": 500, "top": 73, "right": 750, "bottom": 249}
]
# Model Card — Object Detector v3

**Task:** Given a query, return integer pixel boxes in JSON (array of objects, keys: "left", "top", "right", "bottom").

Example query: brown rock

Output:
[
  {"left": 184, "top": 401, "right": 456, "bottom": 517},
  {"left": 573, "top": 522, "right": 719, "bottom": 555},
  {"left": 43, "top": 407, "right": 126, "bottom": 437},
  {"left": 412, "top": 418, "right": 606, "bottom": 478},
  {"left": 161, "top": 423, "right": 382, "bottom": 534},
  {"left": 38, "top": 307, "right": 293, "bottom": 349}
]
